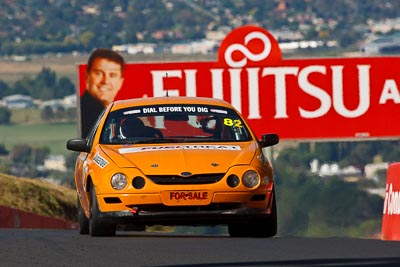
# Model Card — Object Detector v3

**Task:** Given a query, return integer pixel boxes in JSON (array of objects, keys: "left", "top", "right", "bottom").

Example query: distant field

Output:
[
  {"left": 0, "top": 108, "right": 78, "bottom": 156},
  {"left": 0, "top": 53, "right": 216, "bottom": 86},
  {"left": 11, "top": 108, "right": 47, "bottom": 124},
  {"left": 0, "top": 49, "right": 358, "bottom": 86},
  {"left": 0, "top": 122, "right": 78, "bottom": 155},
  {"left": 0, "top": 54, "right": 84, "bottom": 86}
]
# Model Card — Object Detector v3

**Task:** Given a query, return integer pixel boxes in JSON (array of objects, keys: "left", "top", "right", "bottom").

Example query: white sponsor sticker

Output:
[
  {"left": 123, "top": 109, "right": 141, "bottom": 115},
  {"left": 210, "top": 108, "right": 228, "bottom": 114},
  {"left": 93, "top": 152, "right": 109, "bottom": 169},
  {"left": 383, "top": 183, "right": 400, "bottom": 215},
  {"left": 119, "top": 145, "right": 241, "bottom": 154}
]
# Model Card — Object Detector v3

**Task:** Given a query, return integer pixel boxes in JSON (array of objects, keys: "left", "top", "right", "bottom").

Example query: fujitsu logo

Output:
[
  {"left": 383, "top": 183, "right": 400, "bottom": 215},
  {"left": 224, "top": 31, "right": 272, "bottom": 68}
]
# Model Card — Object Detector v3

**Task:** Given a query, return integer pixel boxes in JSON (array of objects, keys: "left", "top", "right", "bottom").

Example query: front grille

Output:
[
  {"left": 127, "top": 203, "right": 242, "bottom": 212},
  {"left": 147, "top": 173, "right": 224, "bottom": 185}
]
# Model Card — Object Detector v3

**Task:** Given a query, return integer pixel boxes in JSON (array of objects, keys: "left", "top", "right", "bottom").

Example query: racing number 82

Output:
[{"left": 224, "top": 118, "right": 242, "bottom": 128}]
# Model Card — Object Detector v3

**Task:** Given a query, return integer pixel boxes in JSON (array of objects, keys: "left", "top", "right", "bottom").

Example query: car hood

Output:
[{"left": 100, "top": 142, "right": 257, "bottom": 175}]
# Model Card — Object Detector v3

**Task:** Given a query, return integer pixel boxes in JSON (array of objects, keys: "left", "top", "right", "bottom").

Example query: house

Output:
[
  {"left": 2, "top": 94, "right": 35, "bottom": 109},
  {"left": 364, "top": 162, "right": 389, "bottom": 180},
  {"left": 112, "top": 43, "right": 157, "bottom": 55},
  {"left": 39, "top": 99, "right": 65, "bottom": 111},
  {"left": 63, "top": 94, "right": 77, "bottom": 108},
  {"left": 171, "top": 40, "right": 218, "bottom": 55},
  {"left": 360, "top": 36, "right": 400, "bottom": 54},
  {"left": 43, "top": 155, "right": 67, "bottom": 172}
]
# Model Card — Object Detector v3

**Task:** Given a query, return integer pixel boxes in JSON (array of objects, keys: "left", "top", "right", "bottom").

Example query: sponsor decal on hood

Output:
[
  {"left": 118, "top": 144, "right": 242, "bottom": 154},
  {"left": 100, "top": 143, "right": 255, "bottom": 172},
  {"left": 93, "top": 152, "right": 109, "bottom": 169}
]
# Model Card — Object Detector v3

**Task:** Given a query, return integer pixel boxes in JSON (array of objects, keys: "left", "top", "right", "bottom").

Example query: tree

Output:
[
  {"left": 0, "top": 81, "right": 10, "bottom": 98},
  {"left": 33, "top": 67, "right": 57, "bottom": 100},
  {"left": 0, "top": 143, "right": 9, "bottom": 155},
  {"left": 79, "top": 31, "right": 96, "bottom": 50},
  {"left": 13, "top": 77, "right": 31, "bottom": 96},
  {"left": 274, "top": 145, "right": 383, "bottom": 238},
  {"left": 31, "top": 146, "right": 50, "bottom": 165},
  {"left": 1, "top": 67, "right": 76, "bottom": 101},
  {"left": 41, "top": 106, "right": 55, "bottom": 121},
  {"left": 10, "top": 144, "right": 32, "bottom": 164},
  {"left": 66, "top": 152, "right": 79, "bottom": 169},
  {"left": 57, "top": 77, "right": 75, "bottom": 98},
  {"left": 0, "top": 107, "right": 11, "bottom": 124}
]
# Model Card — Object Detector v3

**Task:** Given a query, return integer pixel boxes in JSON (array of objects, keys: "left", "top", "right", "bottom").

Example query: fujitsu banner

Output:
[{"left": 78, "top": 25, "right": 400, "bottom": 140}]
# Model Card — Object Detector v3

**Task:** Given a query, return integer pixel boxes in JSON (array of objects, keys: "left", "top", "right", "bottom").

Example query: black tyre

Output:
[
  {"left": 228, "top": 190, "right": 277, "bottom": 238},
  {"left": 253, "top": 194, "right": 277, "bottom": 237},
  {"left": 89, "top": 184, "right": 116, "bottom": 237},
  {"left": 77, "top": 194, "right": 89, "bottom": 235},
  {"left": 227, "top": 223, "right": 249, "bottom": 237}
]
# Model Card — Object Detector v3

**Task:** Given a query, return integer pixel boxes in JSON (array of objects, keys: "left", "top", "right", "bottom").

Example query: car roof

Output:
[{"left": 110, "top": 96, "right": 234, "bottom": 111}]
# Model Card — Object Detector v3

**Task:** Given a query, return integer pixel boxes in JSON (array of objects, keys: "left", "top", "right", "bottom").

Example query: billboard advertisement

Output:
[
  {"left": 382, "top": 162, "right": 400, "bottom": 240},
  {"left": 78, "top": 25, "right": 400, "bottom": 140}
]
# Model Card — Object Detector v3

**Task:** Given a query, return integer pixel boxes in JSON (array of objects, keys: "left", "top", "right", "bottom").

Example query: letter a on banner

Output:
[{"left": 382, "top": 162, "right": 400, "bottom": 241}]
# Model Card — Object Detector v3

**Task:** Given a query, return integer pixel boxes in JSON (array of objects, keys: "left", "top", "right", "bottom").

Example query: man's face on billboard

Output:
[{"left": 86, "top": 58, "right": 124, "bottom": 106}]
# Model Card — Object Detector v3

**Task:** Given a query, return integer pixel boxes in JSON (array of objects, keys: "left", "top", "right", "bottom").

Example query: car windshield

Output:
[{"left": 100, "top": 103, "right": 252, "bottom": 144}]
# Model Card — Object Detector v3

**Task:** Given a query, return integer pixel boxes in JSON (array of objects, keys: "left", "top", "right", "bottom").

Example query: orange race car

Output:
[{"left": 67, "top": 96, "right": 279, "bottom": 237}]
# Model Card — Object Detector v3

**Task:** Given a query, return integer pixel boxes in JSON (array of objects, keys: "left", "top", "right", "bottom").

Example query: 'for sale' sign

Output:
[{"left": 78, "top": 25, "right": 400, "bottom": 140}]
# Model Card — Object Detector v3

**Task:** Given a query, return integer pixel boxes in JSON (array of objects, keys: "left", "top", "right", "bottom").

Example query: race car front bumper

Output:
[{"left": 95, "top": 193, "right": 275, "bottom": 226}]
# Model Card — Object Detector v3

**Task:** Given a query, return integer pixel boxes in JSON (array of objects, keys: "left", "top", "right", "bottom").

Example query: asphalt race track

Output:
[{"left": 1, "top": 229, "right": 400, "bottom": 267}]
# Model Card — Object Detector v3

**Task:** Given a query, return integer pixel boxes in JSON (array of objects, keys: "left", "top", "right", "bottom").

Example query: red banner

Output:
[
  {"left": 78, "top": 25, "right": 400, "bottom": 140},
  {"left": 382, "top": 162, "right": 400, "bottom": 241}
]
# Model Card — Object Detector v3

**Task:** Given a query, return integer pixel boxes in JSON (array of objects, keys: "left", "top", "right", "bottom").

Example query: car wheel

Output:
[
  {"left": 89, "top": 184, "right": 116, "bottom": 237},
  {"left": 77, "top": 194, "right": 89, "bottom": 235},
  {"left": 252, "top": 194, "right": 277, "bottom": 238},
  {"left": 228, "top": 190, "right": 277, "bottom": 238},
  {"left": 227, "top": 223, "right": 248, "bottom": 237}
]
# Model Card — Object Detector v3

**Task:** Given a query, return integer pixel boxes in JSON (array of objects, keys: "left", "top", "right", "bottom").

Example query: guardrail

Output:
[{"left": 0, "top": 205, "right": 77, "bottom": 229}]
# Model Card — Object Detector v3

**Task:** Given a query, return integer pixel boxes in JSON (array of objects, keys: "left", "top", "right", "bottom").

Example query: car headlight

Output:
[
  {"left": 242, "top": 170, "right": 260, "bottom": 188},
  {"left": 111, "top": 173, "right": 128, "bottom": 190}
]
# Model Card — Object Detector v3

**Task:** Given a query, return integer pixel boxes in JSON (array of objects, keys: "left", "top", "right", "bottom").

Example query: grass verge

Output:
[{"left": 0, "top": 173, "right": 77, "bottom": 221}]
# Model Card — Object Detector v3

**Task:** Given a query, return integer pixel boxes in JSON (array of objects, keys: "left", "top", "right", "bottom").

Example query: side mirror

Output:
[
  {"left": 260, "top": 133, "right": 279, "bottom": 148},
  {"left": 66, "top": 138, "right": 91, "bottom": 153}
]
